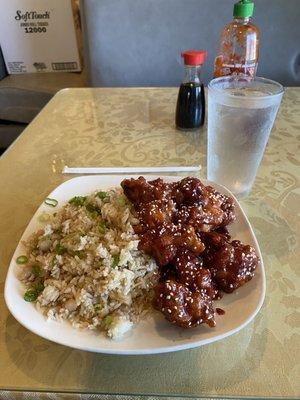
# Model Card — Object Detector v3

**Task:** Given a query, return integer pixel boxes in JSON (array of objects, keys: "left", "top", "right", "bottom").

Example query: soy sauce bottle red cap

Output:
[
  {"left": 176, "top": 50, "right": 207, "bottom": 130},
  {"left": 181, "top": 50, "right": 207, "bottom": 66}
]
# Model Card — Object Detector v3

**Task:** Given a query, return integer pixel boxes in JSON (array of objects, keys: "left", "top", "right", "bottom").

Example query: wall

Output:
[{"left": 81, "top": 0, "right": 300, "bottom": 86}]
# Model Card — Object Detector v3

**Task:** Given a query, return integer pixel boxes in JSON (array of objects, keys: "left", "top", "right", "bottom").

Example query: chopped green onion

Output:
[
  {"left": 92, "top": 211, "right": 99, "bottom": 219},
  {"left": 111, "top": 254, "right": 120, "bottom": 269},
  {"left": 55, "top": 243, "right": 67, "bottom": 255},
  {"left": 98, "top": 221, "right": 107, "bottom": 235},
  {"left": 96, "top": 191, "right": 107, "bottom": 200},
  {"left": 24, "top": 281, "right": 44, "bottom": 302},
  {"left": 102, "top": 315, "right": 113, "bottom": 326},
  {"left": 32, "top": 264, "right": 41, "bottom": 278},
  {"left": 117, "top": 197, "right": 126, "bottom": 206},
  {"left": 85, "top": 203, "right": 101, "bottom": 218},
  {"left": 94, "top": 304, "right": 101, "bottom": 312},
  {"left": 24, "top": 289, "right": 38, "bottom": 302},
  {"left": 33, "top": 281, "right": 44, "bottom": 294},
  {"left": 69, "top": 196, "right": 87, "bottom": 206},
  {"left": 38, "top": 212, "right": 50, "bottom": 223},
  {"left": 74, "top": 250, "right": 86, "bottom": 260},
  {"left": 85, "top": 203, "right": 100, "bottom": 219},
  {"left": 44, "top": 198, "right": 58, "bottom": 207},
  {"left": 94, "top": 260, "right": 102, "bottom": 269},
  {"left": 16, "top": 255, "right": 28, "bottom": 264},
  {"left": 85, "top": 203, "right": 96, "bottom": 212}
]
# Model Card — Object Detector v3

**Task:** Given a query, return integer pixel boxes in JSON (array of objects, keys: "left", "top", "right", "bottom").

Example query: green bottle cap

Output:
[{"left": 233, "top": 0, "right": 254, "bottom": 18}]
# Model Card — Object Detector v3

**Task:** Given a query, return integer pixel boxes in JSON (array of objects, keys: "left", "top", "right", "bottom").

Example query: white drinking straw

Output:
[{"left": 62, "top": 166, "right": 201, "bottom": 174}]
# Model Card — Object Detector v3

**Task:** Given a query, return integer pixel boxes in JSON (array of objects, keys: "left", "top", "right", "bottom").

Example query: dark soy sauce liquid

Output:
[{"left": 176, "top": 82, "right": 205, "bottom": 130}]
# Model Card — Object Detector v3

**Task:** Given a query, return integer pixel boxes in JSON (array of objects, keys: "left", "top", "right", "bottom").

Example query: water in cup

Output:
[{"left": 207, "top": 78, "right": 283, "bottom": 197}]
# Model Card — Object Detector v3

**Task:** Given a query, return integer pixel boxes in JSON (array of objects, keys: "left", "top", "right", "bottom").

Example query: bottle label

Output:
[
  {"left": 214, "top": 58, "right": 258, "bottom": 78},
  {"left": 214, "top": 55, "right": 257, "bottom": 78}
]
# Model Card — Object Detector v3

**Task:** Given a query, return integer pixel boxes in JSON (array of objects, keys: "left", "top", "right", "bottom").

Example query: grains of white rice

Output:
[{"left": 18, "top": 188, "right": 158, "bottom": 339}]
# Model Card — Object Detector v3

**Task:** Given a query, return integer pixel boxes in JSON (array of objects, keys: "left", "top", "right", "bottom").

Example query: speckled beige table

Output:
[{"left": 0, "top": 88, "right": 299, "bottom": 399}]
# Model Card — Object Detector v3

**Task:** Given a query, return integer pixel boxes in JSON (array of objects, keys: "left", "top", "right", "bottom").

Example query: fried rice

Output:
[{"left": 17, "top": 188, "right": 158, "bottom": 339}]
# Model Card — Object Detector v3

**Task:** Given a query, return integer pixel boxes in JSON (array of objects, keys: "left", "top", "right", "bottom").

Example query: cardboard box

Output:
[
  {"left": 0, "top": 47, "right": 7, "bottom": 80},
  {"left": 0, "top": 0, "right": 81, "bottom": 74}
]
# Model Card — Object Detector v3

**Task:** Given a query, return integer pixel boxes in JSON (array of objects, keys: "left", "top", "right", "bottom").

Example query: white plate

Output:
[{"left": 4, "top": 175, "right": 266, "bottom": 355}]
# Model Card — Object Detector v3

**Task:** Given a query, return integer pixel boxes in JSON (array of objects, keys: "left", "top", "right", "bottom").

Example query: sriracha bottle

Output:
[
  {"left": 213, "top": 0, "right": 259, "bottom": 78},
  {"left": 176, "top": 50, "right": 207, "bottom": 130}
]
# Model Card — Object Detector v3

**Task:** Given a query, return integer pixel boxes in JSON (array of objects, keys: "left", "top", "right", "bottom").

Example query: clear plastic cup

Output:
[{"left": 207, "top": 76, "right": 284, "bottom": 197}]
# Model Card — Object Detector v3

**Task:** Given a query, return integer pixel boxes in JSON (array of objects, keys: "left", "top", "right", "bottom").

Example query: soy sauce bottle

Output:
[{"left": 176, "top": 50, "right": 207, "bottom": 130}]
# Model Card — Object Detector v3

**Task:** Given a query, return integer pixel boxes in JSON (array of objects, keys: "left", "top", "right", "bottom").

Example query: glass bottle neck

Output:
[{"left": 183, "top": 65, "right": 202, "bottom": 84}]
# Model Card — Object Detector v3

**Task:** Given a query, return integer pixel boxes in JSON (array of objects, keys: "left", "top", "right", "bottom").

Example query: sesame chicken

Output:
[
  {"left": 153, "top": 280, "right": 215, "bottom": 328},
  {"left": 121, "top": 176, "right": 258, "bottom": 329},
  {"left": 201, "top": 234, "right": 258, "bottom": 293}
]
